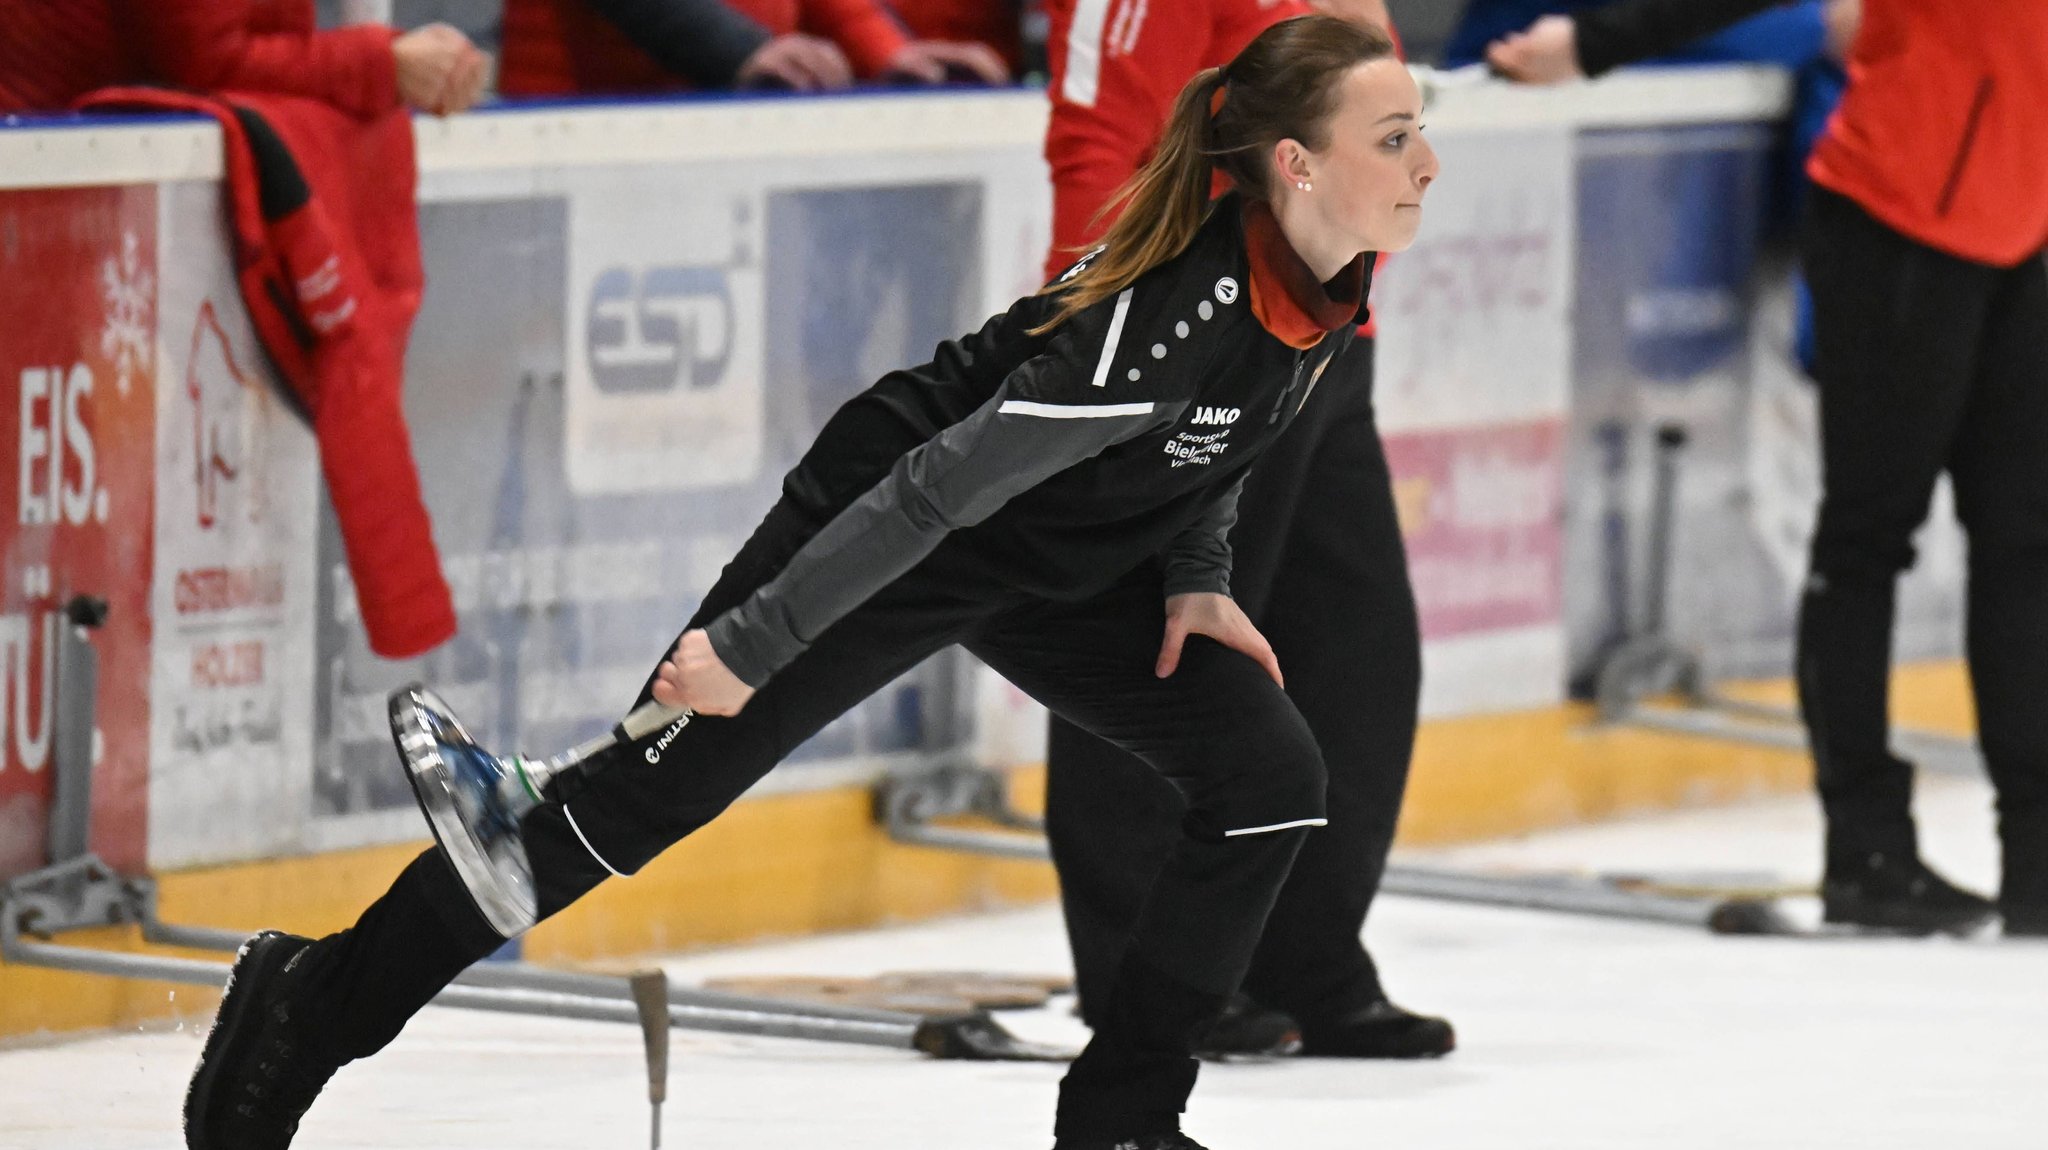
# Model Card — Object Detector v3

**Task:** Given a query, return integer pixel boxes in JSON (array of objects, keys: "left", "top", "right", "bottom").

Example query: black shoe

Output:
[
  {"left": 1300, "top": 998, "right": 1456, "bottom": 1059},
  {"left": 1190, "top": 994, "right": 1300, "bottom": 1060},
  {"left": 185, "top": 931, "right": 344, "bottom": 1150},
  {"left": 1053, "top": 1134, "right": 1212, "bottom": 1150},
  {"left": 1821, "top": 853, "right": 1997, "bottom": 936},
  {"left": 1998, "top": 823, "right": 2048, "bottom": 937},
  {"left": 2002, "top": 904, "right": 2048, "bottom": 938}
]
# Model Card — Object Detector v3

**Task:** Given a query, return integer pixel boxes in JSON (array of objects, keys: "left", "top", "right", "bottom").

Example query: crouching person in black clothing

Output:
[{"left": 180, "top": 15, "right": 1438, "bottom": 1150}]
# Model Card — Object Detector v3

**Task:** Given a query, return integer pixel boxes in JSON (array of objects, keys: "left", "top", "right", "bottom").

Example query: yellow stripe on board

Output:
[{"left": 0, "top": 661, "right": 1980, "bottom": 1041}]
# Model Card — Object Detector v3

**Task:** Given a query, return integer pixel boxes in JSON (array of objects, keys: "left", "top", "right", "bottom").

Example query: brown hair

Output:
[{"left": 1035, "top": 14, "right": 1397, "bottom": 333}]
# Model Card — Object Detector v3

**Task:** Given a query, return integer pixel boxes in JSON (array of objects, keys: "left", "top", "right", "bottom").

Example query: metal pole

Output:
[
  {"left": 886, "top": 821, "right": 1051, "bottom": 862},
  {"left": 1377, "top": 864, "right": 1718, "bottom": 928},
  {"left": 47, "top": 597, "right": 107, "bottom": 866},
  {"left": 5, "top": 928, "right": 922, "bottom": 1047},
  {"left": 142, "top": 919, "right": 925, "bottom": 1027},
  {"left": 1642, "top": 425, "right": 1687, "bottom": 639}
]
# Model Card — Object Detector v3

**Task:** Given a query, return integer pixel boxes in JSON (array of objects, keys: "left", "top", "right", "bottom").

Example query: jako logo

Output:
[
  {"left": 1214, "top": 277, "right": 1239, "bottom": 304},
  {"left": 643, "top": 714, "right": 693, "bottom": 764},
  {"left": 588, "top": 265, "right": 733, "bottom": 393},
  {"left": 1190, "top": 406, "right": 1240, "bottom": 426}
]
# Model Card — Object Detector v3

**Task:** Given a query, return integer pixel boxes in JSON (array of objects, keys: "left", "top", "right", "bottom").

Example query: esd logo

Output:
[{"left": 586, "top": 265, "right": 733, "bottom": 393}]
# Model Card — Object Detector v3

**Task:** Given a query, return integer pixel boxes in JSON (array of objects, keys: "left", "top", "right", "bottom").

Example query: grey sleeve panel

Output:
[
  {"left": 1161, "top": 475, "right": 1244, "bottom": 598},
  {"left": 702, "top": 390, "right": 1176, "bottom": 687}
]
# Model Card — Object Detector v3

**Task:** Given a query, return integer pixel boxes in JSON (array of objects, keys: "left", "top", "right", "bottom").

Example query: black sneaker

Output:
[
  {"left": 1822, "top": 853, "right": 1997, "bottom": 936},
  {"left": 2002, "top": 904, "right": 2048, "bottom": 938},
  {"left": 185, "top": 931, "right": 344, "bottom": 1150},
  {"left": 1300, "top": 998, "right": 1456, "bottom": 1059},
  {"left": 1191, "top": 993, "right": 1300, "bottom": 1060},
  {"left": 1053, "top": 1134, "right": 1212, "bottom": 1150}
]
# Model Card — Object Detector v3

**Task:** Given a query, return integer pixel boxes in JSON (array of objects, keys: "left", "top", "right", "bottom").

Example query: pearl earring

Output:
[{"left": 1297, "top": 180, "right": 1312, "bottom": 192}]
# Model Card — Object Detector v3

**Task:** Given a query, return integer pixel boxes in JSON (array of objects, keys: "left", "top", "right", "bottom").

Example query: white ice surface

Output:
[{"left": 4, "top": 773, "right": 2042, "bottom": 1149}]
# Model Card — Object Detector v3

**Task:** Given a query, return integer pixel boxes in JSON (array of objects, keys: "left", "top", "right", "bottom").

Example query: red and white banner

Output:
[
  {"left": 1386, "top": 419, "right": 1566, "bottom": 642},
  {"left": 0, "top": 186, "right": 159, "bottom": 878}
]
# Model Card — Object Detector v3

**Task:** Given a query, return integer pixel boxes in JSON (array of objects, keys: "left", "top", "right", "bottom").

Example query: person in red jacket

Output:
[
  {"left": 1491, "top": 0, "right": 2048, "bottom": 938},
  {"left": 1041, "top": 0, "right": 1456, "bottom": 1060},
  {"left": 498, "top": 0, "right": 1009, "bottom": 96},
  {"left": 0, "top": 0, "right": 486, "bottom": 116}
]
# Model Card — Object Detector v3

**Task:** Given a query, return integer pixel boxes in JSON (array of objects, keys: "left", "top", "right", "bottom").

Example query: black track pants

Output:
[
  {"left": 1046, "top": 341, "right": 1423, "bottom": 1028},
  {"left": 302, "top": 501, "right": 1326, "bottom": 1138},
  {"left": 1798, "top": 188, "right": 2048, "bottom": 886}
]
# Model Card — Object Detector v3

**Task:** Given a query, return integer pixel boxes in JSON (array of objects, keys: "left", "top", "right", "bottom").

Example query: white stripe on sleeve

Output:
[
  {"left": 997, "top": 400, "right": 1156, "bottom": 419},
  {"left": 1062, "top": 0, "right": 1116, "bottom": 106},
  {"left": 1088, "top": 286, "right": 1135, "bottom": 389},
  {"left": 1222, "top": 817, "right": 1330, "bottom": 837}
]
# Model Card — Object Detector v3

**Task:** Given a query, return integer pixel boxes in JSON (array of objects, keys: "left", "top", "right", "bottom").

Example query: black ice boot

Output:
[
  {"left": 1999, "top": 820, "right": 2048, "bottom": 938},
  {"left": 2006, "top": 905, "right": 2048, "bottom": 937},
  {"left": 185, "top": 931, "right": 346, "bottom": 1150},
  {"left": 1190, "top": 993, "right": 1301, "bottom": 1060},
  {"left": 1300, "top": 998, "right": 1457, "bottom": 1059},
  {"left": 1822, "top": 851, "right": 1997, "bottom": 936}
]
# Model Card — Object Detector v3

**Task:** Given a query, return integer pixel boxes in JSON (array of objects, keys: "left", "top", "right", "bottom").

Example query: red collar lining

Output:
[{"left": 1242, "top": 200, "right": 1366, "bottom": 350}]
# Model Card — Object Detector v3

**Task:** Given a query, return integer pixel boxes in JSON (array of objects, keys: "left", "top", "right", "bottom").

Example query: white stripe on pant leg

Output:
[
  {"left": 562, "top": 804, "right": 626, "bottom": 877},
  {"left": 1222, "top": 817, "right": 1329, "bottom": 837},
  {"left": 1087, "top": 287, "right": 1135, "bottom": 389},
  {"left": 1062, "top": 0, "right": 1116, "bottom": 106}
]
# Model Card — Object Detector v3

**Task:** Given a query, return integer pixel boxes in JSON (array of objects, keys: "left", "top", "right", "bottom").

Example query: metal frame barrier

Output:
[
  {"left": 1590, "top": 425, "right": 1979, "bottom": 777},
  {"left": 872, "top": 767, "right": 1816, "bottom": 935}
]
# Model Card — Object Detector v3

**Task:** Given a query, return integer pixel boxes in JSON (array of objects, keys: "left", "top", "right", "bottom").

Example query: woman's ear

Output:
[{"left": 1272, "top": 138, "right": 1315, "bottom": 189}]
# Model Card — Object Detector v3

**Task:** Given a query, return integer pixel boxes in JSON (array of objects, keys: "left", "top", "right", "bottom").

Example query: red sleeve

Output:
[
  {"left": 1043, "top": 0, "right": 1214, "bottom": 277},
  {"left": 245, "top": 0, "right": 315, "bottom": 35},
  {"left": 119, "top": 0, "right": 402, "bottom": 120},
  {"left": 799, "top": 0, "right": 912, "bottom": 77}
]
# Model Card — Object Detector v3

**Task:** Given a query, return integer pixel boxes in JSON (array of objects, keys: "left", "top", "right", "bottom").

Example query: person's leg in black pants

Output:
[
  {"left": 1796, "top": 188, "right": 2000, "bottom": 929},
  {"left": 1237, "top": 355, "right": 1426, "bottom": 1050},
  {"left": 305, "top": 558, "right": 1001, "bottom": 1062},
  {"left": 184, "top": 502, "right": 1003, "bottom": 1150},
  {"left": 1943, "top": 248, "right": 2048, "bottom": 934},
  {"left": 1044, "top": 341, "right": 1446, "bottom": 1056},
  {"left": 970, "top": 572, "right": 1327, "bottom": 1143}
]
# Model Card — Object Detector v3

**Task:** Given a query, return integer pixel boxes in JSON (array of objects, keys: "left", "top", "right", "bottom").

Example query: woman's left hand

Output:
[
  {"left": 883, "top": 40, "right": 1012, "bottom": 85},
  {"left": 1156, "top": 592, "right": 1284, "bottom": 687},
  {"left": 652, "top": 630, "right": 755, "bottom": 717}
]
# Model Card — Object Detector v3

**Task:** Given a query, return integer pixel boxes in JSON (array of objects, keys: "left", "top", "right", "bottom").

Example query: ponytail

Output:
[
  {"left": 1034, "top": 68, "right": 1228, "bottom": 334},
  {"left": 1033, "top": 14, "right": 1396, "bottom": 335}
]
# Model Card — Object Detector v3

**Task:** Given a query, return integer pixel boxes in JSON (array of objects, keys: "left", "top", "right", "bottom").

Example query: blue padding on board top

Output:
[
  {"left": 471, "top": 80, "right": 1036, "bottom": 116},
  {"left": 1, "top": 79, "right": 1037, "bottom": 133},
  {"left": 2, "top": 108, "right": 215, "bottom": 131}
]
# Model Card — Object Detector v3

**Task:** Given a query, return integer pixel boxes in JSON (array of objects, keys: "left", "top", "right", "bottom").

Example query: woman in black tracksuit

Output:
[{"left": 182, "top": 16, "right": 1439, "bottom": 1150}]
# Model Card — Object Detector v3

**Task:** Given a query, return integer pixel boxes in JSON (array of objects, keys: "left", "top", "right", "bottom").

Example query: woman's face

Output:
[{"left": 1283, "top": 58, "right": 1438, "bottom": 253}]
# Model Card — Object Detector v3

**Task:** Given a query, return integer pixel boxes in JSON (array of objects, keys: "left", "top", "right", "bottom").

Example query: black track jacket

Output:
[{"left": 705, "top": 194, "right": 1371, "bottom": 687}]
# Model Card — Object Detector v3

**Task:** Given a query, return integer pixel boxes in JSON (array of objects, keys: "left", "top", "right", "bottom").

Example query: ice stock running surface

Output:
[{"left": 2, "top": 772, "right": 2040, "bottom": 1149}]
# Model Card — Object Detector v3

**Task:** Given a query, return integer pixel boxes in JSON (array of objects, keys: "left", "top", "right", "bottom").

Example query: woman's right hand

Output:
[
  {"left": 394, "top": 23, "right": 488, "bottom": 115},
  {"left": 652, "top": 630, "right": 756, "bottom": 716},
  {"left": 736, "top": 33, "right": 855, "bottom": 91}
]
